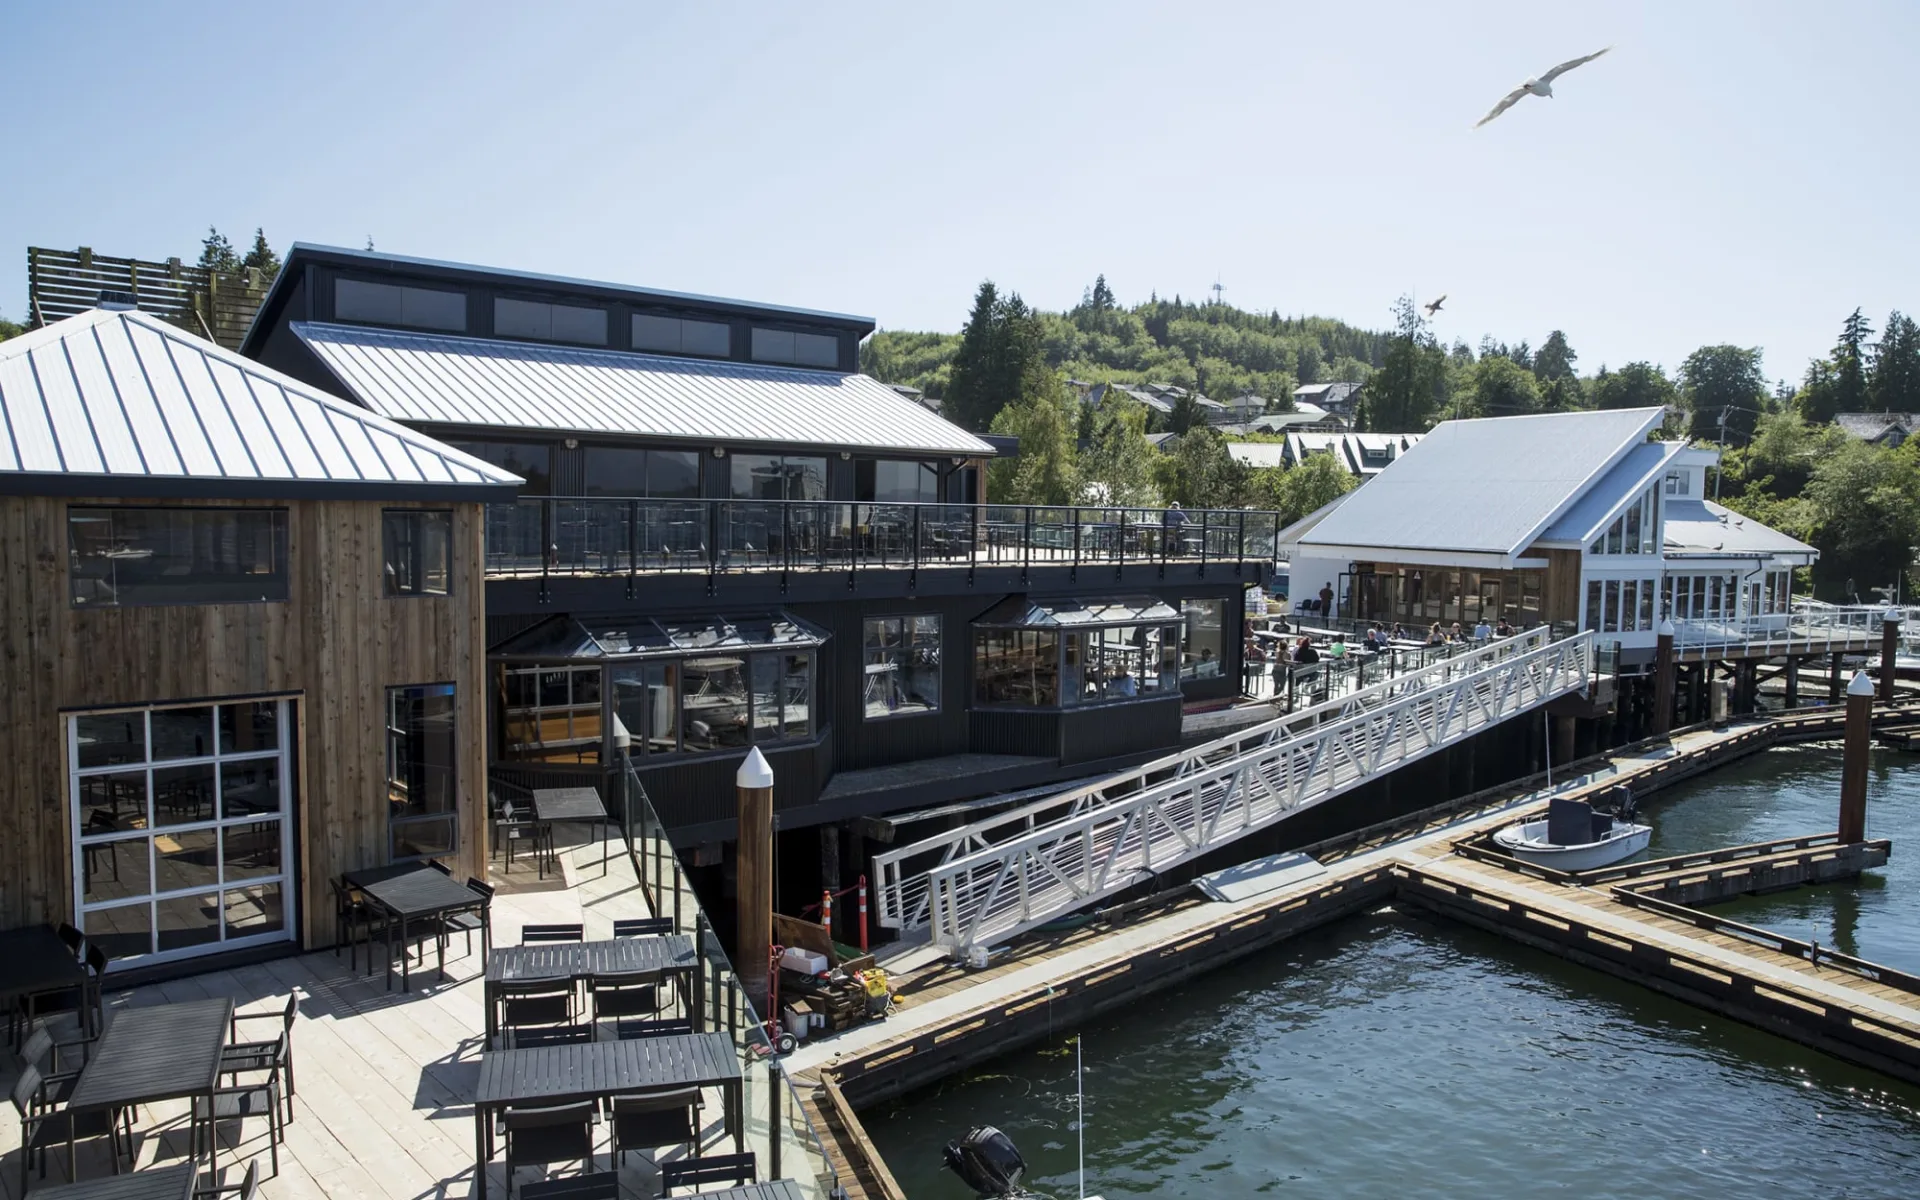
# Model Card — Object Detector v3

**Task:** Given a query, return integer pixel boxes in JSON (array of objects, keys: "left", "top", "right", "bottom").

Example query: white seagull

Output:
[{"left": 1475, "top": 47, "right": 1612, "bottom": 128}]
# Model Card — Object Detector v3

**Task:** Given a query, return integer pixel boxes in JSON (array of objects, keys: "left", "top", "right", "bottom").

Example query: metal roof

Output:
[
  {"left": 1664, "top": 499, "right": 1817, "bottom": 560},
  {"left": 1538, "top": 441, "right": 1687, "bottom": 544},
  {"left": 0, "top": 309, "right": 523, "bottom": 500},
  {"left": 1226, "top": 442, "right": 1289, "bottom": 469},
  {"left": 294, "top": 322, "right": 996, "bottom": 458},
  {"left": 1298, "top": 407, "right": 1669, "bottom": 556}
]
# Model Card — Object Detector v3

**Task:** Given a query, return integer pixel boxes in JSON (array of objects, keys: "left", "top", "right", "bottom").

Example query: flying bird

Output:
[
  {"left": 1475, "top": 47, "right": 1611, "bottom": 128},
  {"left": 1424, "top": 295, "right": 1446, "bottom": 317}
]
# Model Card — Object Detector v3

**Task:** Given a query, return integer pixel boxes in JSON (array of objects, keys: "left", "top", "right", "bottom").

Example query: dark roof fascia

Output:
[
  {"left": 402, "top": 418, "right": 985, "bottom": 463},
  {"left": 243, "top": 244, "right": 876, "bottom": 355},
  {"left": 0, "top": 471, "right": 517, "bottom": 503}
]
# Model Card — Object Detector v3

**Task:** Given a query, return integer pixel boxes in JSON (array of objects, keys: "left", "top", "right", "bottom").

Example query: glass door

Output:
[{"left": 70, "top": 698, "right": 296, "bottom": 967}]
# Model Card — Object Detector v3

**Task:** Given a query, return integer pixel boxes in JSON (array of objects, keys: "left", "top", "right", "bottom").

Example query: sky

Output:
[{"left": 4, "top": 1, "right": 1917, "bottom": 384}]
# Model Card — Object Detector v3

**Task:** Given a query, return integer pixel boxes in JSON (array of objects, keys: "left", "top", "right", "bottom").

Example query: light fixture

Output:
[
  {"left": 712, "top": 446, "right": 726, "bottom": 458},
  {"left": 839, "top": 451, "right": 852, "bottom": 461},
  {"left": 563, "top": 437, "right": 579, "bottom": 450}
]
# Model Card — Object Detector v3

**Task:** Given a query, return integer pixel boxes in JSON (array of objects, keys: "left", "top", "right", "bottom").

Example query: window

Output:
[
  {"left": 730, "top": 454, "right": 827, "bottom": 501},
  {"left": 387, "top": 684, "right": 458, "bottom": 859},
  {"left": 495, "top": 297, "right": 608, "bottom": 345},
  {"left": 974, "top": 629, "right": 1061, "bottom": 706},
  {"left": 863, "top": 616, "right": 941, "bottom": 718},
  {"left": 1585, "top": 580, "right": 1603, "bottom": 633},
  {"left": 584, "top": 447, "right": 702, "bottom": 498},
  {"left": 501, "top": 666, "right": 602, "bottom": 764},
  {"left": 1064, "top": 625, "right": 1176, "bottom": 703},
  {"left": 856, "top": 460, "right": 940, "bottom": 505},
  {"left": 335, "top": 278, "right": 467, "bottom": 332},
  {"left": 751, "top": 327, "right": 840, "bottom": 368},
  {"left": 69, "top": 507, "right": 288, "bottom": 607},
  {"left": 1664, "top": 471, "right": 1691, "bottom": 497},
  {"left": 384, "top": 510, "right": 452, "bottom": 597},
  {"left": 633, "top": 314, "right": 732, "bottom": 357},
  {"left": 1180, "top": 599, "right": 1225, "bottom": 678},
  {"left": 973, "top": 597, "right": 1182, "bottom": 707},
  {"left": 1638, "top": 579, "right": 1654, "bottom": 630},
  {"left": 448, "top": 441, "right": 551, "bottom": 494},
  {"left": 71, "top": 699, "right": 293, "bottom": 965}
]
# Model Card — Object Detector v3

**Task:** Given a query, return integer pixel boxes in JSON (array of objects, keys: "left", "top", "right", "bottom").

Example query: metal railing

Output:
[
  {"left": 876, "top": 629, "right": 1593, "bottom": 950},
  {"left": 1669, "top": 605, "right": 1892, "bottom": 654},
  {"left": 484, "top": 497, "right": 1282, "bottom": 580}
]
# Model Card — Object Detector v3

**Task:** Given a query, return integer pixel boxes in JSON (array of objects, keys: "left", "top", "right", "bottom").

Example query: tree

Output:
[
  {"left": 1265, "top": 454, "right": 1357, "bottom": 524},
  {"left": 1079, "top": 391, "right": 1159, "bottom": 505},
  {"left": 1358, "top": 296, "right": 1445, "bottom": 431},
  {"left": 943, "top": 282, "right": 1010, "bottom": 432},
  {"left": 1466, "top": 354, "right": 1541, "bottom": 418},
  {"left": 1802, "top": 439, "right": 1920, "bottom": 598},
  {"left": 198, "top": 226, "right": 239, "bottom": 274},
  {"left": 241, "top": 228, "right": 281, "bottom": 282},
  {"left": 1533, "top": 330, "right": 1577, "bottom": 383},
  {"left": 0, "top": 311, "right": 24, "bottom": 342},
  {"left": 1151, "top": 426, "right": 1248, "bottom": 509},
  {"left": 1089, "top": 274, "right": 1116, "bottom": 311},
  {"left": 1679, "top": 345, "right": 1768, "bottom": 443},
  {"left": 1870, "top": 310, "right": 1920, "bottom": 414},
  {"left": 1590, "top": 361, "right": 1677, "bottom": 411}
]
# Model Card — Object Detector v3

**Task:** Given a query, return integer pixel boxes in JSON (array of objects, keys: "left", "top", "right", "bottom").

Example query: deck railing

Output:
[
  {"left": 484, "top": 497, "right": 1282, "bottom": 580},
  {"left": 1669, "top": 605, "right": 1890, "bottom": 654}
]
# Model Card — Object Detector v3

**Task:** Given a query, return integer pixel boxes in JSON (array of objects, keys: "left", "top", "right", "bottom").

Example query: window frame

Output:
[
  {"left": 383, "top": 508, "right": 454, "bottom": 598},
  {"left": 385, "top": 683, "right": 460, "bottom": 861}
]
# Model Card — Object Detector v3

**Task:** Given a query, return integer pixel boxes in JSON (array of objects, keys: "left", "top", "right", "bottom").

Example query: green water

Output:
[{"left": 868, "top": 745, "right": 1920, "bottom": 1198}]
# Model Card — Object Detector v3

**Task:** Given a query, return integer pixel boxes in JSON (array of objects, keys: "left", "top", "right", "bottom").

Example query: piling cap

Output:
[
  {"left": 1886, "top": 608, "right": 1905, "bottom": 624},
  {"left": 1657, "top": 620, "right": 1676, "bottom": 638},
  {"left": 736, "top": 746, "right": 775, "bottom": 789},
  {"left": 1848, "top": 670, "right": 1876, "bottom": 697}
]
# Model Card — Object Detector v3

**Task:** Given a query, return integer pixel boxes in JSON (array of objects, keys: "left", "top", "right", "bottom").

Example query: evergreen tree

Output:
[
  {"left": 198, "top": 226, "right": 239, "bottom": 274},
  {"left": 1466, "top": 355, "right": 1541, "bottom": 418},
  {"left": 1869, "top": 310, "right": 1920, "bottom": 413},
  {"left": 1680, "top": 345, "right": 1768, "bottom": 443},
  {"left": 1588, "top": 361, "right": 1677, "bottom": 411},
  {"left": 1090, "top": 274, "right": 1115, "bottom": 310},
  {"left": 1357, "top": 296, "right": 1445, "bottom": 431},
  {"left": 1533, "top": 330, "right": 1577, "bottom": 382},
  {"left": 1835, "top": 307, "right": 1874, "bottom": 414},
  {"left": 241, "top": 228, "right": 281, "bottom": 282},
  {"left": 943, "top": 282, "right": 1008, "bottom": 432}
]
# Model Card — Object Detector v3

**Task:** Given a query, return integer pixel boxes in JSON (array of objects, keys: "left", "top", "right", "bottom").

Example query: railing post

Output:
[
  {"left": 913, "top": 503, "right": 923, "bottom": 573},
  {"left": 1199, "top": 510, "right": 1209, "bottom": 571},
  {"left": 693, "top": 915, "right": 708, "bottom": 1033},
  {"left": 1237, "top": 510, "right": 1246, "bottom": 568},
  {"left": 1023, "top": 506, "right": 1033, "bottom": 577},
  {"left": 1073, "top": 507, "right": 1082, "bottom": 571},
  {"left": 1118, "top": 508, "right": 1128, "bottom": 568},
  {"left": 769, "top": 1059, "right": 784, "bottom": 1180},
  {"left": 627, "top": 498, "right": 640, "bottom": 588}
]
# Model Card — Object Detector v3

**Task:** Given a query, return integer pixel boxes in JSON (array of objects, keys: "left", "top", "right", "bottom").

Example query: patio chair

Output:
[
  {"left": 588, "top": 970, "right": 663, "bottom": 1024},
  {"left": 610, "top": 1087, "right": 702, "bottom": 1166},
  {"left": 19, "top": 1022, "right": 86, "bottom": 1106},
  {"left": 56, "top": 922, "right": 85, "bottom": 955},
  {"left": 521, "top": 924, "right": 584, "bottom": 945},
  {"left": 193, "top": 1042, "right": 285, "bottom": 1179},
  {"left": 661, "top": 1152, "right": 757, "bottom": 1195},
  {"left": 611, "top": 917, "right": 674, "bottom": 938},
  {"left": 331, "top": 877, "right": 385, "bottom": 972},
  {"left": 613, "top": 1017, "right": 694, "bottom": 1041},
  {"left": 442, "top": 877, "right": 496, "bottom": 959},
  {"left": 502, "top": 1100, "right": 599, "bottom": 1195},
  {"left": 11, "top": 1063, "right": 126, "bottom": 1190},
  {"left": 497, "top": 803, "right": 553, "bottom": 878},
  {"left": 426, "top": 859, "right": 454, "bottom": 876},
  {"left": 222, "top": 992, "right": 298, "bottom": 1124},
  {"left": 497, "top": 980, "right": 576, "bottom": 1045},
  {"left": 509, "top": 1023, "right": 595, "bottom": 1049},
  {"left": 20, "top": 942, "right": 108, "bottom": 1041},
  {"left": 193, "top": 1159, "right": 261, "bottom": 1200}
]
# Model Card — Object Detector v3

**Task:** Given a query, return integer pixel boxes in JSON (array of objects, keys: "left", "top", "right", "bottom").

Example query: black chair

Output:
[
  {"left": 19, "top": 1022, "right": 87, "bottom": 1108},
  {"left": 509, "top": 1023, "right": 595, "bottom": 1049},
  {"left": 661, "top": 1153, "right": 757, "bottom": 1195},
  {"left": 193, "top": 1043, "right": 285, "bottom": 1179},
  {"left": 426, "top": 859, "right": 453, "bottom": 876},
  {"left": 502, "top": 1100, "right": 598, "bottom": 1194},
  {"left": 443, "top": 878, "right": 496, "bottom": 959},
  {"left": 521, "top": 924, "right": 584, "bottom": 945},
  {"left": 14, "top": 940, "right": 104, "bottom": 1044},
  {"left": 611, "top": 917, "right": 673, "bottom": 938},
  {"left": 588, "top": 970, "right": 663, "bottom": 1024},
  {"left": 498, "top": 803, "right": 553, "bottom": 878},
  {"left": 498, "top": 980, "right": 576, "bottom": 1045},
  {"left": 11, "top": 1063, "right": 125, "bottom": 1190},
  {"left": 609, "top": 1087, "right": 701, "bottom": 1166},
  {"left": 56, "top": 922, "right": 85, "bottom": 955},
  {"left": 222, "top": 992, "right": 298, "bottom": 1124},
  {"left": 331, "top": 878, "right": 385, "bottom": 972},
  {"left": 194, "top": 1158, "right": 262, "bottom": 1200},
  {"left": 613, "top": 1017, "right": 694, "bottom": 1041}
]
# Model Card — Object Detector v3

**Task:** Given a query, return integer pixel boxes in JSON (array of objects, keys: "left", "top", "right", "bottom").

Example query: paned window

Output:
[
  {"left": 863, "top": 616, "right": 941, "bottom": 718},
  {"left": 387, "top": 684, "right": 458, "bottom": 859},
  {"left": 384, "top": 509, "right": 452, "bottom": 596}
]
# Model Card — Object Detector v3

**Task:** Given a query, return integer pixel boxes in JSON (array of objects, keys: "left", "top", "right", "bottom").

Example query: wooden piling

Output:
[
  {"left": 1840, "top": 672, "right": 1874, "bottom": 844},
  {"left": 737, "top": 747, "right": 776, "bottom": 1005}
]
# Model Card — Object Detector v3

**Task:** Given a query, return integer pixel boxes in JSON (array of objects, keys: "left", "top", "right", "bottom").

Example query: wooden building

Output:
[{"left": 0, "top": 307, "right": 520, "bottom": 972}]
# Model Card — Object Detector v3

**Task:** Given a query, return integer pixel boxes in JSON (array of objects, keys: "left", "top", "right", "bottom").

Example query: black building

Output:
[{"left": 242, "top": 245, "right": 1275, "bottom": 899}]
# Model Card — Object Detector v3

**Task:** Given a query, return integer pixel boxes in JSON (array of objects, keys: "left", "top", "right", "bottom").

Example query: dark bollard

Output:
[
  {"left": 1653, "top": 620, "right": 1675, "bottom": 737},
  {"left": 1839, "top": 671, "right": 1874, "bottom": 844},
  {"left": 1880, "top": 608, "right": 1902, "bottom": 704}
]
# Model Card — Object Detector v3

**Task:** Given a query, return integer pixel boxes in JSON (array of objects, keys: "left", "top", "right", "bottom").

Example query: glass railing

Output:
[
  {"left": 484, "top": 497, "right": 1285, "bottom": 579},
  {"left": 620, "top": 761, "right": 838, "bottom": 1197}
]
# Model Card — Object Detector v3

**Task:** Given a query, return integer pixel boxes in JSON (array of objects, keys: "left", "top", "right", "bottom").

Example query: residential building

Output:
[
  {"left": 1834, "top": 412, "right": 1917, "bottom": 448},
  {"left": 1226, "top": 432, "right": 1423, "bottom": 477},
  {"left": 1293, "top": 381, "right": 1362, "bottom": 419}
]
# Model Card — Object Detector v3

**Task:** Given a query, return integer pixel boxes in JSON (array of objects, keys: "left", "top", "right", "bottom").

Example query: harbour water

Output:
[{"left": 868, "top": 744, "right": 1920, "bottom": 1198}]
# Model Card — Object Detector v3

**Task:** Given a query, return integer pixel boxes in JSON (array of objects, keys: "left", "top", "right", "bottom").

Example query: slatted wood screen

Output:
[{"left": 27, "top": 245, "right": 272, "bottom": 349}]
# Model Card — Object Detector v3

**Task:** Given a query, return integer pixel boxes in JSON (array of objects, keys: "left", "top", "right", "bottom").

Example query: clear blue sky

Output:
[{"left": 4, "top": 1, "right": 1915, "bottom": 384}]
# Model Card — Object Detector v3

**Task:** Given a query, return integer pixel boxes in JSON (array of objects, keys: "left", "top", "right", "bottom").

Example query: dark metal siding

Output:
[{"left": 1060, "top": 695, "right": 1183, "bottom": 765}]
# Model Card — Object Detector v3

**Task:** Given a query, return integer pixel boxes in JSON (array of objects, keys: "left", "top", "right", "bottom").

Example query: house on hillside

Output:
[
  {"left": 1278, "top": 407, "right": 1816, "bottom": 665},
  {"left": 1087, "top": 380, "right": 1228, "bottom": 430},
  {"left": 1834, "top": 412, "right": 1917, "bottom": 448},
  {"left": 1294, "top": 381, "right": 1361, "bottom": 419}
]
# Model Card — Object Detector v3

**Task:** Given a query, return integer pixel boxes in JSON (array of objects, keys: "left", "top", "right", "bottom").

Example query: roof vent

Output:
[{"left": 95, "top": 290, "right": 139, "bottom": 311}]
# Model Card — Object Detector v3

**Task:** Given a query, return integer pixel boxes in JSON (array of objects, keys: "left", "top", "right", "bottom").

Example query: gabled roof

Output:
[
  {"left": 1665, "top": 498, "right": 1817, "bottom": 560},
  {"left": 1834, "top": 412, "right": 1917, "bottom": 441},
  {"left": 0, "top": 309, "right": 522, "bottom": 500},
  {"left": 1297, "top": 407, "right": 1668, "bottom": 556},
  {"left": 292, "top": 322, "right": 995, "bottom": 457},
  {"left": 1538, "top": 441, "right": 1688, "bottom": 544}
]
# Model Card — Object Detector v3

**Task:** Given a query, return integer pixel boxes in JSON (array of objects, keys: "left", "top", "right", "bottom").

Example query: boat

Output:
[{"left": 1494, "top": 792, "right": 1651, "bottom": 871}]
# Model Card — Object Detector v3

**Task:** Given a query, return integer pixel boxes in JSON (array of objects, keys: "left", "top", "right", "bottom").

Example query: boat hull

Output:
[{"left": 1493, "top": 819, "right": 1652, "bottom": 871}]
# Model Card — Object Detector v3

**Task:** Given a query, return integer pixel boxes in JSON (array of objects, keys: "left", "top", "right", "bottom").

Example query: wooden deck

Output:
[{"left": 0, "top": 831, "right": 816, "bottom": 1200}]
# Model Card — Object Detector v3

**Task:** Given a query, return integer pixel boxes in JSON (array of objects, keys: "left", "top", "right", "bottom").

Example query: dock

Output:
[{"left": 791, "top": 702, "right": 1920, "bottom": 1140}]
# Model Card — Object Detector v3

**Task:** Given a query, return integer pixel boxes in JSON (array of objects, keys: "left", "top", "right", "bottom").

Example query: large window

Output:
[
  {"left": 495, "top": 297, "right": 608, "bottom": 345},
  {"left": 1180, "top": 599, "right": 1225, "bottom": 678},
  {"left": 974, "top": 629, "right": 1061, "bottom": 706},
  {"left": 730, "top": 454, "right": 827, "bottom": 501},
  {"left": 857, "top": 460, "right": 939, "bottom": 505},
  {"left": 384, "top": 509, "right": 452, "bottom": 597},
  {"left": 633, "top": 314, "right": 732, "bottom": 358},
  {"left": 449, "top": 441, "right": 551, "bottom": 494},
  {"left": 69, "top": 507, "right": 288, "bottom": 608},
  {"left": 501, "top": 666, "right": 602, "bottom": 764},
  {"left": 71, "top": 699, "right": 293, "bottom": 966},
  {"left": 335, "top": 278, "right": 467, "bottom": 332},
  {"left": 864, "top": 616, "right": 941, "bottom": 718},
  {"left": 973, "top": 597, "right": 1182, "bottom": 708},
  {"left": 584, "top": 447, "right": 702, "bottom": 498},
  {"left": 387, "top": 684, "right": 458, "bottom": 860},
  {"left": 1589, "top": 486, "right": 1658, "bottom": 556},
  {"left": 750, "top": 328, "right": 839, "bottom": 368}
]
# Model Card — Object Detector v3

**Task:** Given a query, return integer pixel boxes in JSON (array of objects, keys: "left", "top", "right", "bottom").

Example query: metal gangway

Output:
[{"left": 874, "top": 626, "right": 1596, "bottom": 954}]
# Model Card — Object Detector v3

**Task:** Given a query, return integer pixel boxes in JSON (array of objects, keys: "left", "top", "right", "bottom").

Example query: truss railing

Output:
[
  {"left": 874, "top": 626, "right": 1585, "bottom": 937},
  {"left": 1670, "top": 606, "right": 1893, "bottom": 655}
]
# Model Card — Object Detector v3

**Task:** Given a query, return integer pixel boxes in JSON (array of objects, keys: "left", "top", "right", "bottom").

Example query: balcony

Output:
[
  {"left": 483, "top": 497, "right": 1281, "bottom": 585},
  {"left": 1669, "top": 604, "right": 1898, "bottom": 658}
]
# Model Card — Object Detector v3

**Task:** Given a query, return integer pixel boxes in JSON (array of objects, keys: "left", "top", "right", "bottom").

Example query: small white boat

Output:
[{"left": 1494, "top": 795, "right": 1650, "bottom": 871}]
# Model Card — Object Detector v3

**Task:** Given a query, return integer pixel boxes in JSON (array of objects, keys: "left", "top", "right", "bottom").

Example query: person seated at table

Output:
[
  {"left": 1425, "top": 623, "right": 1447, "bottom": 647},
  {"left": 1291, "top": 637, "right": 1320, "bottom": 665},
  {"left": 1109, "top": 669, "right": 1138, "bottom": 696},
  {"left": 1449, "top": 621, "right": 1466, "bottom": 643},
  {"left": 1496, "top": 616, "right": 1515, "bottom": 638},
  {"left": 1392, "top": 623, "right": 1409, "bottom": 642},
  {"left": 1162, "top": 502, "right": 1189, "bottom": 532},
  {"left": 1194, "top": 647, "right": 1220, "bottom": 677},
  {"left": 1329, "top": 635, "right": 1348, "bottom": 659}
]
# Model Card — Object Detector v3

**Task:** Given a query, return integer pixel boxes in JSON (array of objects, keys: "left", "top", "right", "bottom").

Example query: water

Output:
[{"left": 870, "top": 745, "right": 1920, "bottom": 1198}]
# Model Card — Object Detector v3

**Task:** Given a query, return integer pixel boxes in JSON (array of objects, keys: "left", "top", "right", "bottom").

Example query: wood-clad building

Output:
[{"left": 0, "top": 308, "right": 520, "bottom": 971}]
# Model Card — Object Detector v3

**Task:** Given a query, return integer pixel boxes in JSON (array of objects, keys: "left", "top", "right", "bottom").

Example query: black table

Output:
[
  {"left": 0, "top": 924, "right": 89, "bottom": 1037},
  {"left": 66, "top": 998, "right": 232, "bottom": 1179},
  {"left": 472, "top": 1031, "right": 742, "bottom": 1200},
  {"left": 531, "top": 787, "right": 612, "bottom": 877},
  {"left": 698, "top": 1184, "right": 804, "bottom": 1200},
  {"left": 344, "top": 865, "right": 486, "bottom": 992},
  {"left": 482, "top": 934, "right": 698, "bottom": 1041},
  {"left": 28, "top": 1163, "right": 196, "bottom": 1200}
]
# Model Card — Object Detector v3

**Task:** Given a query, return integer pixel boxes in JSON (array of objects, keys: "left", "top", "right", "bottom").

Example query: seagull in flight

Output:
[
  {"left": 1423, "top": 295, "right": 1446, "bottom": 317},
  {"left": 1475, "top": 47, "right": 1611, "bottom": 128}
]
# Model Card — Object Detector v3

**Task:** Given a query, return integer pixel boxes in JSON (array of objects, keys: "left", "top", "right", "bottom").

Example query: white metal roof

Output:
[
  {"left": 1297, "top": 407, "right": 1668, "bottom": 557},
  {"left": 1665, "top": 499, "right": 1817, "bottom": 560},
  {"left": 0, "top": 309, "right": 523, "bottom": 499},
  {"left": 1538, "top": 441, "right": 1688, "bottom": 544},
  {"left": 294, "top": 322, "right": 996, "bottom": 457}
]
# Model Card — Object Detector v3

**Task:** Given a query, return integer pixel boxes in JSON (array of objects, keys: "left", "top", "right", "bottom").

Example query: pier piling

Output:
[{"left": 1840, "top": 671, "right": 1874, "bottom": 844}]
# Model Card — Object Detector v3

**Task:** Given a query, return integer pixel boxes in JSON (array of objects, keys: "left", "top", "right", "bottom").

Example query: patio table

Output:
[
  {"left": 344, "top": 864, "right": 485, "bottom": 992},
  {"left": 696, "top": 1184, "right": 803, "bottom": 1200},
  {"left": 483, "top": 934, "right": 698, "bottom": 1041},
  {"left": 471, "top": 1031, "right": 742, "bottom": 1200},
  {"left": 66, "top": 997, "right": 232, "bottom": 1180},
  {"left": 28, "top": 1163, "right": 196, "bottom": 1200},
  {"left": 531, "top": 787, "right": 612, "bottom": 878}
]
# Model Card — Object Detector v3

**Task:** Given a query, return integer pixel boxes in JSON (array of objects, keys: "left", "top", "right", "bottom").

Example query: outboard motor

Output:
[{"left": 943, "top": 1125, "right": 1029, "bottom": 1197}]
